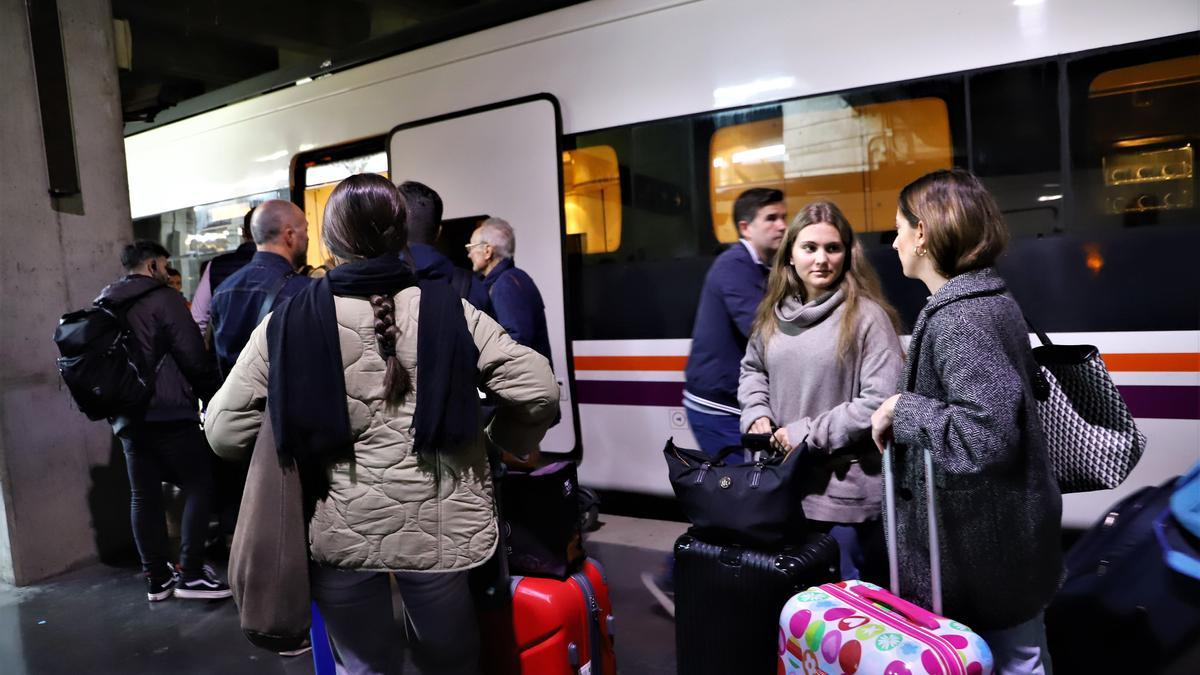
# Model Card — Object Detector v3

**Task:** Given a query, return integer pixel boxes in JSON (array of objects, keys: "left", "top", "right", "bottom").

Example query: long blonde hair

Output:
[{"left": 750, "top": 201, "right": 901, "bottom": 361}]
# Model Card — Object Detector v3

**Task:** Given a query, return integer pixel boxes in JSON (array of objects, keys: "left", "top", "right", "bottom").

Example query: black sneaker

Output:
[
  {"left": 146, "top": 562, "right": 179, "bottom": 602},
  {"left": 174, "top": 564, "right": 233, "bottom": 600}
]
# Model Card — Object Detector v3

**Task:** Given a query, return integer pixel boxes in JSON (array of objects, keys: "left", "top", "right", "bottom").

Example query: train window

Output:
[
  {"left": 300, "top": 150, "right": 388, "bottom": 269},
  {"left": 709, "top": 95, "right": 953, "bottom": 239},
  {"left": 1068, "top": 43, "right": 1199, "bottom": 229},
  {"left": 562, "top": 146, "right": 621, "bottom": 253},
  {"left": 132, "top": 189, "right": 286, "bottom": 295},
  {"left": 968, "top": 61, "right": 1062, "bottom": 237}
]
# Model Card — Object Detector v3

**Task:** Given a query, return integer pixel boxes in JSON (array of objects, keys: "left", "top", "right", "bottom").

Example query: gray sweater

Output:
[{"left": 739, "top": 288, "right": 903, "bottom": 523}]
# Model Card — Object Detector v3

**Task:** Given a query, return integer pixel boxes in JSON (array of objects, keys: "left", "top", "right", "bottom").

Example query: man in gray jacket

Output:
[{"left": 97, "top": 241, "right": 231, "bottom": 603}]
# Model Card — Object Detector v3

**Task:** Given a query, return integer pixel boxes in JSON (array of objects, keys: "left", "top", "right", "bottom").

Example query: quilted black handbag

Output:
[
  {"left": 1031, "top": 329, "right": 1146, "bottom": 493},
  {"left": 663, "top": 438, "right": 806, "bottom": 548}
]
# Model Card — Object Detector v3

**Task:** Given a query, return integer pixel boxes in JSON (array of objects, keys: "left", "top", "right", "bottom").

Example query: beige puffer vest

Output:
[{"left": 205, "top": 287, "right": 558, "bottom": 572}]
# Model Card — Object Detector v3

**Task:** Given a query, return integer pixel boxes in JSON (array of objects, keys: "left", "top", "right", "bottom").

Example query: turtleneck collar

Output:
[{"left": 775, "top": 286, "right": 845, "bottom": 327}]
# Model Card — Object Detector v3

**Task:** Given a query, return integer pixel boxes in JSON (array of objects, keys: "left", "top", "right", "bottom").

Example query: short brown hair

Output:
[
  {"left": 733, "top": 187, "right": 785, "bottom": 228},
  {"left": 898, "top": 169, "right": 1008, "bottom": 276}
]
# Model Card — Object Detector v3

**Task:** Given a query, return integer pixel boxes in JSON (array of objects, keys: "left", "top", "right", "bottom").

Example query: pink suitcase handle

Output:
[{"left": 850, "top": 585, "right": 940, "bottom": 630}]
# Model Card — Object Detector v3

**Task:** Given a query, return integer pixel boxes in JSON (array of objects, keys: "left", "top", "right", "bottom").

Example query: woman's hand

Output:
[
  {"left": 748, "top": 416, "right": 774, "bottom": 435},
  {"left": 870, "top": 394, "right": 901, "bottom": 453},
  {"left": 772, "top": 426, "right": 792, "bottom": 452}
]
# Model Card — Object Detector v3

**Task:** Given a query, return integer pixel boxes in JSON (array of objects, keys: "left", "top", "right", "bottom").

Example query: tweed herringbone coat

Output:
[{"left": 891, "top": 268, "right": 1063, "bottom": 631}]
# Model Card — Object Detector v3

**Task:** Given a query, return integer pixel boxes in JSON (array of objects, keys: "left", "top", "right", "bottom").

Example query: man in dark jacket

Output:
[
  {"left": 191, "top": 207, "right": 256, "bottom": 335},
  {"left": 209, "top": 200, "right": 312, "bottom": 379},
  {"left": 467, "top": 217, "right": 552, "bottom": 362},
  {"left": 98, "top": 241, "right": 230, "bottom": 602},
  {"left": 682, "top": 188, "right": 787, "bottom": 458},
  {"left": 398, "top": 180, "right": 494, "bottom": 317}
]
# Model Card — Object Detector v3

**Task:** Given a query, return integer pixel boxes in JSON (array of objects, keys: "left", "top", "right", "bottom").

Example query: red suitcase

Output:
[{"left": 479, "top": 557, "right": 616, "bottom": 675}]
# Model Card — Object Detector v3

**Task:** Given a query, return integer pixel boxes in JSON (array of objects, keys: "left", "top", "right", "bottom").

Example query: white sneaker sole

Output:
[
  {"left": 174, "top": 587, "right": 232, "bottom": 599},
  {"left": 640, "top": 571, "right": 675, "bottom": 618},
  {"left": 147, "top": 588, "right": 174, "bottom": 602}
]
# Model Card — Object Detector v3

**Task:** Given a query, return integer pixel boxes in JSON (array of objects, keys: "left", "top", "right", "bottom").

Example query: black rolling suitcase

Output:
[{"left": 674, "top": 532, "right": 839, "bottom": 675}]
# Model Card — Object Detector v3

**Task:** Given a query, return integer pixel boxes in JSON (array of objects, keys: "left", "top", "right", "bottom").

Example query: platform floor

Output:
[{"left": 0, "top": 515, "right": 687, "bottom": 675}]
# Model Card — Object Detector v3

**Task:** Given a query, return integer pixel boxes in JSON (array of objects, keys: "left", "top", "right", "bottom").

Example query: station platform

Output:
[{"left": 0, "top": 515, "right": 687, "bottom": 675}]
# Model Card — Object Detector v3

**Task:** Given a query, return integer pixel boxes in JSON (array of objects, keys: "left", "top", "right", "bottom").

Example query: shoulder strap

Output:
[
  {"left": 257, "top": 272, "right": 295, "bottom": 324},
  {"left": 1021, "top": 313, "right": 1053, "bottom": 347}
]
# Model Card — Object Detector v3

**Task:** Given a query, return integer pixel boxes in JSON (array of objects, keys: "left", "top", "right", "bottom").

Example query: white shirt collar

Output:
[{"left": 740, "top": 238, "right": 766, "bottom": 267}]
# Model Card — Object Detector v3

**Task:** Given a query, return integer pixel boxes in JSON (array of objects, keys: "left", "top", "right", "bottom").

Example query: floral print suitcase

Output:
[
  {"left": 778, "top": 445, "right": 993, "bottom": 675},
  {"left": 778, "top": 580, "right": 992, "bottom": 675}
]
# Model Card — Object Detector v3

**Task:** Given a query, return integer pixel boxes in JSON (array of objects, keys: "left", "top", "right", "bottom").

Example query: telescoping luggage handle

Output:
[{"left": 883, "top": 441, "right": 943, "bottom": 616}]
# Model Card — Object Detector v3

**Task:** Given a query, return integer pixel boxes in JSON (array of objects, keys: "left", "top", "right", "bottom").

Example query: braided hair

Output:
[{"left": 322, "top": 173, "right": 413, "bottom": 405}]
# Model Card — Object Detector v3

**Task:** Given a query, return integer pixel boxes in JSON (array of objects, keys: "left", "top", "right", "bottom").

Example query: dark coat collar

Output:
[{"left": 482, "top": 258, "right": 515, "bottom": 288}]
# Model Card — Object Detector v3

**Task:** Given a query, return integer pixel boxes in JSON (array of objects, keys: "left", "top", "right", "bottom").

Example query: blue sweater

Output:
[
  {"left": 684, "top": 241, "right": 769, "bottom": 412},
  {"left": 483, "top": 258, "right": 552, "bottom": 363}
]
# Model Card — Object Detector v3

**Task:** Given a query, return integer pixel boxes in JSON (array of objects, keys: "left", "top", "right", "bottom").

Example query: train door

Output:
[{"left": 387, "top": 94, "right": 579, "bottom": 457}]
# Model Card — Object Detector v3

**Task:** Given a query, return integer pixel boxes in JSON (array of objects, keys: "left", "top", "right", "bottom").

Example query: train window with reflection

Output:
[
  {"left": 300, "top": 149, "right": 388, "bottom": 269},
  {"left": 563, "top": 146, "right": 621, "bottom": 253},
  {"left": 709, "top": 95, "right": 953, "bottom": 240},
  {"left": 132, "top": 189, "right": 286, "bottom": 296},
  {"left": 969, "top": 61, "right": 1061, "bottom": 237},
  {"left": 1069, "top": 43, "right": 1199, "bottom": 229}
]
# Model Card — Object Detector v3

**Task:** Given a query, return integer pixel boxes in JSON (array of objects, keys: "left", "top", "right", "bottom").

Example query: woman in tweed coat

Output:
[{"left": 870, "top": 169, "right": 1062, "bottom": 674}]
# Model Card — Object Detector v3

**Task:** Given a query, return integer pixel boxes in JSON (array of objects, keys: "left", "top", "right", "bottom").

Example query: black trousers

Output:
[{"left": 119, "top": 420, "right": 214, "bottom": 578}]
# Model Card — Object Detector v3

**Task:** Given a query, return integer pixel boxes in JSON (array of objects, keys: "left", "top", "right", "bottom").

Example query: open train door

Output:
[{"left": 387, "top": 94, "right": 578, "bottom": 458}]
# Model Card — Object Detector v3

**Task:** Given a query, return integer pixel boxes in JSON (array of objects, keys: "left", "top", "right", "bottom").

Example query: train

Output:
[{"left": 124, "top": 0, "right": 1200, "bottom": 528}]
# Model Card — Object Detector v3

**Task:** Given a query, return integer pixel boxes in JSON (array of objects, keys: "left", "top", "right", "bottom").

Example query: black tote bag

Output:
[{"left": 663, "top": 438, "right": 806, "bottom": 548}]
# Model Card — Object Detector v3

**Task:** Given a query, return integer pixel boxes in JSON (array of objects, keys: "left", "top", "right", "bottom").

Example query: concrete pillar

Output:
[{"left": 0, "top": 0, "right": 134, "bottom": 585}]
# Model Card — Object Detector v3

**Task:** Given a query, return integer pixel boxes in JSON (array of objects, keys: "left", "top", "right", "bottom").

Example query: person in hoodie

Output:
[
  {"left": 99, "top": 240, "right": 230, "bottom": 602},
  {"left": 739, "top": 201, "right": 903, "bottom": 582},
  {"left": 398, "top": 180, "right": 494, "bottom": 317}
]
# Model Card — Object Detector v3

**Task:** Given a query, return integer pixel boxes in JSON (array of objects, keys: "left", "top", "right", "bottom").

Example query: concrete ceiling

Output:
[{"left": 111, "top": 0, "right": 578, "bottom": 127}]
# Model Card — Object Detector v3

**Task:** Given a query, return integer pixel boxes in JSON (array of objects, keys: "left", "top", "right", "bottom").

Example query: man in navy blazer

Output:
[{"left": 682, "top": 188, "right": 787, "bottom": 458}]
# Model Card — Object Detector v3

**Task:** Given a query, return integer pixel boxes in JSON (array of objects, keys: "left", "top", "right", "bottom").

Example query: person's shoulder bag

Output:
[{"left": 227, "top": 411, "right": 311, "bottom": 652}]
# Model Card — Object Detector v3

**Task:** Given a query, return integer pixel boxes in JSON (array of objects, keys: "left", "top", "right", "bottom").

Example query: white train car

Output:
[{"left": 124, "top": 0, "right": 1200, "bottom": 528}]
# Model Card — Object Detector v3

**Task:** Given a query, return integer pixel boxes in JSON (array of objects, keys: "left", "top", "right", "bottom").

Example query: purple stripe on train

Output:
[
  {"left": 575, "top": 380, "right": 1200, "bottom": 420},
  {"left": 575, "top": 380, "right": 684, "bottom": 407},
  {"left": 1119, "top": 385, "right": 1200, "bottom": 420}
]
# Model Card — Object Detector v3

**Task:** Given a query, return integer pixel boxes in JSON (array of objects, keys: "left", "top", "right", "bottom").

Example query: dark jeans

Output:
[
  {"left": 685, "top": 407, "right": 745, "bottom": 465},
  {"left": 810, "top": 518, "right": 887, "bottom": 584},
  {"left": 310, "top": 566, "right": 479, "bottom": 675},
  {"left": 120, "top": 420, "right": 214, "bottom": 578}
]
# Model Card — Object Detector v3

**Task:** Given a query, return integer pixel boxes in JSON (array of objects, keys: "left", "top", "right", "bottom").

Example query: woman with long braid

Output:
[{"left": 206, "top": 173, "right": 558, "bottom": 674}]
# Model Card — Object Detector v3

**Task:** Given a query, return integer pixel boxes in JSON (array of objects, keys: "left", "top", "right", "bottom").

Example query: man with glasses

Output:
[{"left": 466, "top": 218, "right": 552, "bottom": 363}]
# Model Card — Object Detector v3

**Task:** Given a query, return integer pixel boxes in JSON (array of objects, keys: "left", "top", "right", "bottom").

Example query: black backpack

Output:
[{"left": 54, "top": 286, "right": 161, "bottom": 421}]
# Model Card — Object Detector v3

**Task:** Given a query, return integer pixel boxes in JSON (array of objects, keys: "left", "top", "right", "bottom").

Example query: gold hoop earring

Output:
[{"left": 916, "top": 245, "right": 927, "bottom": 257}]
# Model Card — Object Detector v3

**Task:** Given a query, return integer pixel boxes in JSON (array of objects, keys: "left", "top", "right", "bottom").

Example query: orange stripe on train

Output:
[{"left": 573, "top": 355, "right": 688, "bottom": 371}]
